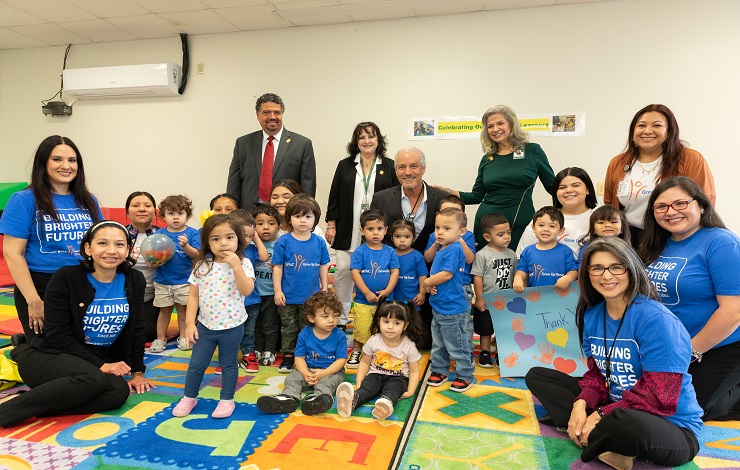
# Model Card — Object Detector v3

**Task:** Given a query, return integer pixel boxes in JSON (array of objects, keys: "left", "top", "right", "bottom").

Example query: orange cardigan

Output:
[{"left": 603, "top": 148, "right": 716, "bottom": 208}]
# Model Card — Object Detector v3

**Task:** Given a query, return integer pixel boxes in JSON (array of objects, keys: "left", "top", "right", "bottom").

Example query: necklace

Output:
[
  {"left": 405, "top": 185, "right": 424, "bottom": 221},
  {"left": 602, "top": 304, "right": 628, "bottom": 390},
  {"left": 636, "top": 156, "right": 661, "bottom": 176}
]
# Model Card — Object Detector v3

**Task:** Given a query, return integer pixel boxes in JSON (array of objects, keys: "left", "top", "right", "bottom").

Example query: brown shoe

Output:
[{"left": 598, "top": 452, "right": 634, "bottom": 470}]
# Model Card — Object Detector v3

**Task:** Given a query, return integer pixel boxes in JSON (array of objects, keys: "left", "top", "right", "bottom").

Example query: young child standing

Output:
[
  {"left": 336, "top": 300, "right": 423, "bottom": 420},
  {"left": 348, "top": 210, "right": 400, "bottom": 369},
  {"left": 229, "top": 209, "right": 269, "bottom": 374},
  {"left": 423, "top": 207, "right": 475, "bottom": 392},
  {"left": 390, "top": 220, "right": 428, "bottom": 307},
  {"left": 149, "top": 195, "right": 200, "bottom": 353},
  {"left": 252, "top": 204, "right": 282, "bottom": 366},
  {"left": 272, "top": 194, "right": 330, "bottom": 373},
  {"left": 424, "top": 195, "right": 476, "bottom": 305},
  {"left": 471, "top": 213, "right": 517, "bottom": 367},
  {"left": 172, "top": 214, "right": 255, "bottom": 419},
  {"left": 576, "top": 205, "right": 631, "bottom": 268},
  {"left": 257, "top": 292, "right": 347, "bottom": 415},
  {"left": 514, "top": 206, "right": 578, "bottom": 293}
]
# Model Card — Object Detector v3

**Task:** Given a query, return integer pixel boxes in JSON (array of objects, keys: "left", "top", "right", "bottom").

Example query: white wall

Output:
[{"left": 1, "top": 0, "right": 738, "bottom": 231}]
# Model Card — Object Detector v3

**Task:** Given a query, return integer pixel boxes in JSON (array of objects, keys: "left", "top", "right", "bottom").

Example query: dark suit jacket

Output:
[
  {"left": 370, "top": 182, "right": 447, "bottom": 252},
  {"left": 226, "top": 128, "right": 316, "bottom": 211},
  {"left": 325, "top": 156, "right": 399, "bottom": 250}
]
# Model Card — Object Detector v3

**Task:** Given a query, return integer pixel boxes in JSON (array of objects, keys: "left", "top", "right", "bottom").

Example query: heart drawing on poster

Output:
[
  {"left": 514, "top": 332, "right": 535, "bottom": 351},
  {"left": 546, "top": 328, "right": 569, "bottom": 348},
  {"left": 506, "top": 297, "right": 527, "bottom": 314},
  {"left": 553, "top": 357, "right": 577, "bottom": 374}
]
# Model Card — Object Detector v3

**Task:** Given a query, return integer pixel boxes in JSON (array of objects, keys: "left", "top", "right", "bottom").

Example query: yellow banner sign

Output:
[
  {"left": 520, "top": 118, "right": 550, "bottom": 132},
  {"left": 437, "top": 121, "right": 482, "bottom": 134}
]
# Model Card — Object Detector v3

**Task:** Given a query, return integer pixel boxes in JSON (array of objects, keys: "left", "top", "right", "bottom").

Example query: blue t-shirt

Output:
[
  {"left": 272, "top": 233, "right": 330, "bottom": 304},
  {"left": 517, "top": 243, "right": 577, "bottom": 287},
  {"left": 153, "top": 226, "right": 200, "bottom": 285},
  {"left": 429, "top": 242, "right": 468, "bottom": 315},
  {"left": 83, "top": 273, "right": 129, "bottom": 347},
  {"left": 350, "top": 244, "right": 400, "bottom": 305},
  {"left": 576, "top": 242, "right": 589, "bottom": 270},
  {"left": 392, "top": 249, "right": 428, "bottom": 304},
  {"left": 426, "top": 231, "right": 475, "bottom": 284},
  {"left": 645, "top": 227, "right": 740, "bottom": 348},
  {"left": 0, "top": 190, "right": 102, "bottom": 273},
  {"left": 242, "top": 243, "right": 261, "bottom": 306},
  {"left": 294, "top": 326, "right": 348, "bottom": 369},
  {"left": 254, "top": 239, "right": 276, "bottom": 296},
  {"left": 582, "top": 296, "right": 703, "bottom": 437}
]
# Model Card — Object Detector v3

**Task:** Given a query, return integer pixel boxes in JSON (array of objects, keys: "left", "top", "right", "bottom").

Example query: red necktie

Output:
[{"left": 258, "top": 136, "right": 275, "bottom": 202}]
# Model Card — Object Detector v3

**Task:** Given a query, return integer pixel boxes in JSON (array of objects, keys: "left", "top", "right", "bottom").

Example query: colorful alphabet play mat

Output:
[{"left": 0, "top": 288, "right": 739, "bottom": 469}]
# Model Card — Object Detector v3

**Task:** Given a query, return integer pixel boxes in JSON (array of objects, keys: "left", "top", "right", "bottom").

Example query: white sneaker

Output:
[
  {"left": 372, "top": 397, "right": 394, "bottom": 421},
  {"left": 148, "top": 339, "right": 166, "bottom": 353},
  {"left": 177, "top": 337, "right": 191, "bottom": 351},
  {"left": 336, "top": 382, "right": 355, "bottom": 418}
]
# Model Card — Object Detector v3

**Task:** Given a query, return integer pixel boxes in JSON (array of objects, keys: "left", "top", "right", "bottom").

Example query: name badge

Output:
[
  {"left": 361, "top": 203, "right": 370, "bottom": 212},
  {"left": 617, "top": 179, "right": 629, "bottom": 198},
  {"left": 513, "top": 148, "right": 525, "bottom": 159}
]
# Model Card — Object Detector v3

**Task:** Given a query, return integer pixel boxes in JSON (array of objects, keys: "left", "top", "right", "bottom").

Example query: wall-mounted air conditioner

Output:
[{"left": 63, "top": 63, "right": 181, "bottom": 99}]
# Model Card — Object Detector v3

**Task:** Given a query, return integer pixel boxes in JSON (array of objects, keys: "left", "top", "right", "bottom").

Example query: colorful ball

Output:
[{"left": 140, "top": 233, "right": 176, "bottom": 264}]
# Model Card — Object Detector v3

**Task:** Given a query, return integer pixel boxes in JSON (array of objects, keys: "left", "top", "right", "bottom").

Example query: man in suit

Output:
[
  {"left": 371, "top": 146, "right": 447, "bottom": 348},
  {"left": 371, "top": 146, "right": 446, "bottom": 252},
  {"left": 227, "top": 93, "right": 316, "bottom": 211}
]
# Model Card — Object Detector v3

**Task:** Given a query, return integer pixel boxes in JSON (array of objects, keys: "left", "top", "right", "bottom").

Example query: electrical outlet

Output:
[
  {"left": 197, "top": 63, "right": 204, "bottom": 74},
  {"left": 597, "top": 181, "right": 604, "bottom": 196}
]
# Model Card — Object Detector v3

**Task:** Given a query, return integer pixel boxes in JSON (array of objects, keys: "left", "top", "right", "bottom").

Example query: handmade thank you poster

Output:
[{"left": 482, "top": 286, "right": 586, "bottom": 378}]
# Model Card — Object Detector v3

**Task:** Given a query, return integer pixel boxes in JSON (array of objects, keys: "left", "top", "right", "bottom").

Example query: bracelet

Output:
[
  {"left": 596, "top": 407, "right": 605, "bottom": 418},
  {"left": 691, "top": 348, "right": 703, "bottom": 363}
]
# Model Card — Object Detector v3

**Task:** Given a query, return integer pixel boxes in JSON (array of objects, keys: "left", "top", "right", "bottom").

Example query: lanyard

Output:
[
  {"left": 360, "top": 157, "right": 377, "bottom": 196},
  {"left": 602, "top": 304, "right": 627, "bottom": 391}
]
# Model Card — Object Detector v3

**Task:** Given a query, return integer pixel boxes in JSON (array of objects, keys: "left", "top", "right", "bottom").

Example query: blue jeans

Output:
[
  {"left": 184, "top": 321, "right": 244, "bottom": 400},
  {"left": 239, "top": 303, "right": 260, "bottom": 355},
  {"left": 431, "top": 309, "right": 475, "bottom": 383}
]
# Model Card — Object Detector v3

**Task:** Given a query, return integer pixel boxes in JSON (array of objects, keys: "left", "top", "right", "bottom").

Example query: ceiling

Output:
[{"left": 0, "top": 0, "right": 614, "bottom": 50}]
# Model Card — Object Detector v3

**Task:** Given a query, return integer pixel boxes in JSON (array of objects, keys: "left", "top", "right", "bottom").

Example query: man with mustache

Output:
[{"left": 227, "top": 93, "right": 317, "bottom": 211}]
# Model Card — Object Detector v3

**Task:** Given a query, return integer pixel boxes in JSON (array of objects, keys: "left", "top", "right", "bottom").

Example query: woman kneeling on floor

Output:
[
  {"left": 0, "top": 221, "right": 152, "bottom": 428},
  {"left": 525, "top": 237, "right": 702, "bottom": 469}
]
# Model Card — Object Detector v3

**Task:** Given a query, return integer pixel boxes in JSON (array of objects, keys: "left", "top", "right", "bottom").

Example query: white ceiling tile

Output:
[
  {"left": 158, "top": 10, "right": 239, "bottom": 34},
  {"left": 2, "top": 0, "right": 97, "bottom": 22},
  {"left": 215, "top": 5, "right": 292, "bottom": 29},
  {"left": 273, "top": 0, "right": 341, "bottom": 10},
  {"left": 483, "top": 0, "right": 554, "bottom": 9},
  {"left": 0, "top": 1, "right": 46, "bottom": 26},
  {"left": 0, "top": 27, "right": 48, "bottom": 48},
  {"left": 349, "top": 8, "right": 415, "bottom": 22},
  {"left": 290, "top": 13, "right": 352, "bottom": 25},
  {"left": 107, "top": 14, "right": 185, "bottom": 38},
  {"left": 200, "top": 0, "right": 268, "bottom": 6},
  {"left": 414, "top": 2, "right": 484, "bottom": 16},
  {"left": 58, "top": 19, "right": 138, "bottom": 42},
  {"left": 130, "top": 0, "right": 208, "bottom": 14},
  {"left": 9, "top": 23, "right": 92, "bottom": 45},
  {"left": 65, "top": 0, "right": 152, "bottom": 18}
]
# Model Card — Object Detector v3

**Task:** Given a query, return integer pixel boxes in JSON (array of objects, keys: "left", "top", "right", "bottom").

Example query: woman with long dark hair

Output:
[
  {"left": 604, "top": 104, "right": 715, "bottom": 246},
  {"left": 639, "top": 176, "right": 740, "bottom": 421},
  {"left": 0, "top": 136, "right": 102, "bottom": 342},
  {"left": 526, "top": 237, "right": 702, "bottom": 469}
]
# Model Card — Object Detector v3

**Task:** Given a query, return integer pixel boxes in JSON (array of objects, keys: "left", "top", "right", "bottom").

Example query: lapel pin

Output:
[
  {"left": 379, "top": 170, "right": 384, "bottom": 175},
  {"left": 286, "top": 138, "right": 291, "bottom": 143},
  {"left": 488, "top": 156, "right": 494, "bottom": 161}
]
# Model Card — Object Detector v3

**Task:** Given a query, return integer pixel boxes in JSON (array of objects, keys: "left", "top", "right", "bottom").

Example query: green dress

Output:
[{"left": 460, "top": 142, "right": 555, "bottom": 250}]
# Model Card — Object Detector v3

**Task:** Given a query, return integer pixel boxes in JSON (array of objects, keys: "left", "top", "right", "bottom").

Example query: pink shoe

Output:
[
  {"left": 212, "top": 400, "right": 235, "bottom": 419},
  {"left": 172, "top": 397, "right": 198, "bottom": 417}
]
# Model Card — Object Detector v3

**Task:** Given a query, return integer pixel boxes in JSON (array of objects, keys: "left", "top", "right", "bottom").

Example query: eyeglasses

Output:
[
  {"left": 652, "top": 199, "right": 694, "bottom": 213},
  {"left": 587, "top": 264, "right": 627, "bottom": 276}
]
